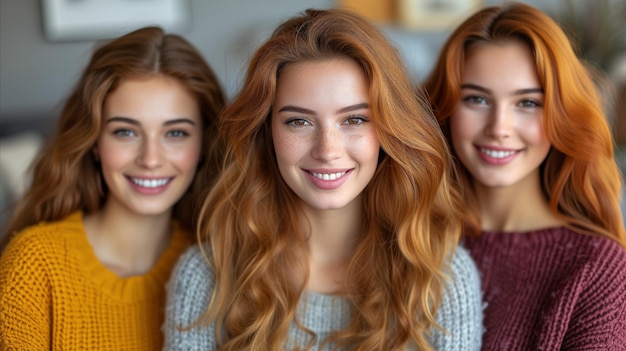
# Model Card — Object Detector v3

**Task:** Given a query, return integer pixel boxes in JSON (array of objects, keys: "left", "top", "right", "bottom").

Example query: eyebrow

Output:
[
  {"left": 277, "top": 102, "right": 369, "bottom": 115},
  {"left": 105, "top": 116, "right": 198, "bottom": 126},
  {"left": 461, "top": 83, "right": 543, "bottom": 95}
]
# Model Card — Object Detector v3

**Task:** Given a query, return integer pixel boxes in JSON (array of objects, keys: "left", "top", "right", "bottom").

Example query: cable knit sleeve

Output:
[
  {"left": 163, "top": 245, "right": 218, "bottom": 351},
  {"left": 0, "top": 228, "right": 52, "bottom": 350},
  {"left": 429, "top": 244, "right": 484, "bottom": 351}
]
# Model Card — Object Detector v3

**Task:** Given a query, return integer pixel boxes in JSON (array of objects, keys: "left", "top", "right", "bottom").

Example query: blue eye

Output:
[
  {"left": 113, "top": 129, "right": 135, "bottom": 137},
  {"left": 167, "top": 130, "right": 189, "bottom": 138}
]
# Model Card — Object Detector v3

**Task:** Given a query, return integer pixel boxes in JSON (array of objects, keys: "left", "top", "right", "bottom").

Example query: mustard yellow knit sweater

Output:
[{"left": 0, "top": 211, "right": 192, "bottom": 350}]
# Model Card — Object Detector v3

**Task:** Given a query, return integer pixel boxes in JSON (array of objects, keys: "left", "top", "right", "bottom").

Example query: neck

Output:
[
  {"left": 474, "top": 170, "right": 563, "bottom": 232},
  {"left": 83, "top": 202, "right": 173, "bottom": 277},
  {"left": 303, "top": 197, "right": 363, "bottom": 294}
]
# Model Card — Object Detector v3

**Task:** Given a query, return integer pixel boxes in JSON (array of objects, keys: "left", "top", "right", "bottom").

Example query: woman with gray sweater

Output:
[{"left": 164, "top": 8, "right": 482, "bottom": 351}]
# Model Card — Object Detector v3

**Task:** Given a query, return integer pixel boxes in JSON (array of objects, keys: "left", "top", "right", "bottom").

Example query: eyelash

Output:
[
  {"left": 344, "top": 115, "right": 368, "bottom": 125},
  {"left": 112, "top": 128, "right": 136, "bottom": 137},
  {"left": 462, "top": 95, "right": 488, "bottom": 105},
  {"left": 518, "top": 99, "right": 542, "bottom": 108},
  {"left": 285, "top": 118, "right": 310, "bottom": 127},
  {"left": 111, "top": 128, "right": 190, "bottom": 138},
  {"left": 462, "top": 95, "right": 543, "bottom": 108},
  {"left": 284, "top": 115, "right": 369, "bottom": 127},
  {"left": 167, "top": 129, "right": 190, "bottom": 138}
]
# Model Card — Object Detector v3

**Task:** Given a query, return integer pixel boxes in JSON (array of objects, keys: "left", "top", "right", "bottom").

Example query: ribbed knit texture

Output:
[
  {"left": 0, "top": 211, "right": 192, "bottom": 350},
  {"left": 163, "top": 245, "right": 483, "bottom": 350},
  {"left": 464, "top": 227, "right": 626, "bottom": 350}
]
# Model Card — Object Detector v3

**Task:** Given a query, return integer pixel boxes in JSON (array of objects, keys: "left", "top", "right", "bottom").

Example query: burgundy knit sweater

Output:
[{"left": 463, "top": 227, "right": 626, "bottom": 350}]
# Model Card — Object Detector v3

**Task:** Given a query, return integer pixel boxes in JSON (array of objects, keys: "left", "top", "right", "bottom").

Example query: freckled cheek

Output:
[
  {"left": 348, "top": 133, "right": 379, "bottom": 153},
  {"left": 343, "top": 132, "right": 380, "bottom": 168},
  {"left": 273, "top": 132, "right": 308, "bottom": 163}
]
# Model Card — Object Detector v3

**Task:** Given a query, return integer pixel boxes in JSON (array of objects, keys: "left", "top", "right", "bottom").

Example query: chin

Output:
[{"left": 130, "top": 204, "right": 175, "bottom": 217}]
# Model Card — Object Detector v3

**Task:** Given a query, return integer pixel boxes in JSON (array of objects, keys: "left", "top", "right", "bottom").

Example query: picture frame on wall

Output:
[
  {"left": 398, "top": 0, "right": 481, "bottom": 31},
  {"left": 41, "top": 0, "right": 191, "bottom": 42}
]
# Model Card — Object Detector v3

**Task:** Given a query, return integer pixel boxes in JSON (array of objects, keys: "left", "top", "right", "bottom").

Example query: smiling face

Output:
[
  {"left": 95, "top": 76, "right": 202, "bottom": 217},
  {"left": 450, "top": 39, "right": 551, "bottom": 191},
  {"left": 271, "top": 57, "right": 380, "bottom": 212}
]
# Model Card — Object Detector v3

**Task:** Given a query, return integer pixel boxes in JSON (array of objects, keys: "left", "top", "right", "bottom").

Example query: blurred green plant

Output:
[{"left": 554, "top": 0, "right": 626, "bottom": 73}]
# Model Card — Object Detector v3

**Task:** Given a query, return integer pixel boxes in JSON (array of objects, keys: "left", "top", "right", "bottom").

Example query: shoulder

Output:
[
  {"left": 448, "top": 244, "right": 481, "bottom": 290},
  {"left": 0, "top": 214, "right": 83, "bottom": 325},
  {"left": 1, "top": 212, "right": 83, "bottom": 264},
  {"left": 571, "top": 229, "right": 626, "bottom": 285},
  {"left": 171, "top": 245, "right": 215, "bottom": 283},
  {"left": 442, "top": 245, "right": 482, "bottom": 311},
  {"left": 431, "top": 245, "right": 483, "bottom": 350},
  {"left": 164, "top": 245, "right": 216, "bottom": 338},
  {"left": 166, "top": 245, "right": 215, "bottom": 309},
  {"left": 577, "top": 229, "right": 625, "bottom": 255},
  {"left": 564, "top": 228, "right": 626, "bottom": 272}
]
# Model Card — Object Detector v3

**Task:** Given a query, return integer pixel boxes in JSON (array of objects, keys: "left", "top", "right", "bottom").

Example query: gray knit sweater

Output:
[{"left": 163, "top": 245, "right": 483, "bottom": 350}]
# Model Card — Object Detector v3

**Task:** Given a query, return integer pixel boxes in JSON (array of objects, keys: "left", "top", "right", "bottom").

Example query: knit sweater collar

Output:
[{"left": 67, "top": 211, "right": 191, "bottom": 302}]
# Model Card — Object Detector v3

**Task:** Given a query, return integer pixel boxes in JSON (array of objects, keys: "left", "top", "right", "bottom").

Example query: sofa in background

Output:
[{"left": 0, "top": 116, "right": 57, "bottom": 227}]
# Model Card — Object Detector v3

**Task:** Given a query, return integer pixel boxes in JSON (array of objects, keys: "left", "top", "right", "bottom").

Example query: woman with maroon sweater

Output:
[{"left": 424, "top": 2, "right": 626, "bottom": 350}]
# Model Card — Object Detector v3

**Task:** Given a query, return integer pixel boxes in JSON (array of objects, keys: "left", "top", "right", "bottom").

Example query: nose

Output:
[
  {"left": 136, "top": 137, "right": 164, "bottom": 169},
  {"left": 485, "top": 104, "right": 512, "bottom": 140},
  {"left": 311, "top": 125, "right": 343, "bottom": 161}
]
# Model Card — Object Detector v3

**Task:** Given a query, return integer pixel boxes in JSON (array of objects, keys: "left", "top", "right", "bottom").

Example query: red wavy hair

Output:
[
  {"left": 195, "top": 8, "right": 463, "bottom": 351},
  {"left": 423, "top": 2, "right": 626, "bottom": 247},
  {"left": 1, "top": 27, "right": 225, "bottom": 246}
]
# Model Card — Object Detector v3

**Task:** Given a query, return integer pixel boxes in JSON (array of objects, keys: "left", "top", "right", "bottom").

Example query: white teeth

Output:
[
  {"left": 310, "top": 171, "right": 347, "bottom": 180},
  {"left": 480, "top": 148, "right": 516, "bottom": 159},
  {"left": 131, "top": 178, "right": 170, "bottom": 188}
]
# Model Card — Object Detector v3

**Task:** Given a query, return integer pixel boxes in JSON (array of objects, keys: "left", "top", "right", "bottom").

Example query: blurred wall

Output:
[
  {"left": 0, "top": 0, "right": 559, "bottom": 124},
  {"left": 0, "top": 0, "right": 334, "bottom": 123}
]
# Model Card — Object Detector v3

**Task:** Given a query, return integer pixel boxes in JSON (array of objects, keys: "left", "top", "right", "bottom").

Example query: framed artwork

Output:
[
  {"left": 398, "top": 0, "right": 481, "bottom": 31},
  {"left": 41, "top": 0, "right": 191, "bottom": 42}
]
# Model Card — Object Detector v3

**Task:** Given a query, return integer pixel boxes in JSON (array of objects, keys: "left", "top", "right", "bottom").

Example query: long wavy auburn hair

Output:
[
  {"left": 423, "top": 2, "right": 626, "bottom": 247},
  {"left": 1, "top": 27, "right": 226, "bottom": 248},
  {"left": 195, "top": 8, "right": 464, "bottom": 351}
]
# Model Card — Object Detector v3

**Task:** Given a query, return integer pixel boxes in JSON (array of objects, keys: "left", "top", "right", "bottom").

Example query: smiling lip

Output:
[
  {"left": 305, "top": 168, "right": 351, "bottom": 190},
  {"left": 127, "top": 176, "right": 173, "bottom": 194},
  {"left": 476, "top": 146, "right": 520, "bottom": 165}
]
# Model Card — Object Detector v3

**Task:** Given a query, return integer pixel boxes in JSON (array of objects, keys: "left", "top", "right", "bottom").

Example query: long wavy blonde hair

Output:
[
  {"left": 423, "top": 2, "right": 626, "bottom": 247},
  {"left": 1, "top": 27, "right": 226, "bottom": 247},
  {"left": 196, "top": 8, "right": 464, "bottom": 350}
]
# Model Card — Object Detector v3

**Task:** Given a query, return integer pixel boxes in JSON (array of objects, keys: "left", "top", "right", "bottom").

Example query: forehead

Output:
[
  {"left": 103, "top": 76, "right": 201, "bottom": 123},
  {"left": 277, "top": 56, "right": 364, "bottom": 81},
  {"left": 274, "top": 57, "right": 369, "bottom": 105},
  {"left": 462, "top": 40, "right": 541, "bottom": 91}
]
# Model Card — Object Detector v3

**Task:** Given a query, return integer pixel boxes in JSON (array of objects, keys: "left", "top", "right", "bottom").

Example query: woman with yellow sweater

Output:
[{"left": 0, "top": 26, "right": 225, "bottom": 350}]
